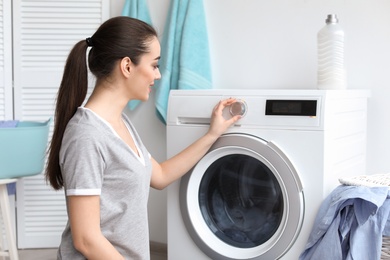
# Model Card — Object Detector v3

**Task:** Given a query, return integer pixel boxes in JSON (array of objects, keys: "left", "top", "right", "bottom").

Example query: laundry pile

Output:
[{"left": 300, "top": 174, "right": 390, "bottom": 260}]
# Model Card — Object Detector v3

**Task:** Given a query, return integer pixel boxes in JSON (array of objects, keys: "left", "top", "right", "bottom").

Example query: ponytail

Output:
[
  {"left": 45, "top": 40, "right": 89, "bottom": 190},
  {"left": 45, "top": 17, "right": 157, "bottom": 190}
]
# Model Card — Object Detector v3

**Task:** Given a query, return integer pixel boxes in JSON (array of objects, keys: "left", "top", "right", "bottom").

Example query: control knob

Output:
[{"left": 229, "top": 100, "right": 247, "bottom": 117}]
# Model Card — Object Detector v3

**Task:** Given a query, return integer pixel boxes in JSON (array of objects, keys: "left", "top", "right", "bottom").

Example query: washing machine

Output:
[{"left": 166, "top": 89, "right": 369, "bottom": 260}]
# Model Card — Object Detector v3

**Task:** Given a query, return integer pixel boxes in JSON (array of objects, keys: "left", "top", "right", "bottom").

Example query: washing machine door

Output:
[{"left": 180, "top": 133, "right": 304, "bottom": 260}]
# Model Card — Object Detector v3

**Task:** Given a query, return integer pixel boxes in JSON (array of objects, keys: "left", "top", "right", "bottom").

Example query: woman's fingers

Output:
[{"left": 213, "top": 98, "right": 236, "bottom": 113}]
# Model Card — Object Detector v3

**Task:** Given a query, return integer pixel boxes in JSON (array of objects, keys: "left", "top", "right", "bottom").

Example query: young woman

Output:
[{"left": 45, "top": 16, "right": 240, "bottom": 259}]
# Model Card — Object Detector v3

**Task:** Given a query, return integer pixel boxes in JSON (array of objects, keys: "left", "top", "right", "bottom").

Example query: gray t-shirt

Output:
[{"left": 57, "top": 107, "right": 152, "bottom": 259}]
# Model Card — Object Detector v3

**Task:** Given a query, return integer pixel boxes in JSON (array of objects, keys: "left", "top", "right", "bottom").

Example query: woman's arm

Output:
[
  {"left": 150, "top": 98, "right": 241, "bottom": 190},
  {"left": 67, "top": 195, "right": 124, "bottom": 259}
]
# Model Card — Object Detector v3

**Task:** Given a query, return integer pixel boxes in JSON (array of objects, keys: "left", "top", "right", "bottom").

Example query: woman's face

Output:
[{"left": 129, "top": 37, "right": 161, "bottom": 102}]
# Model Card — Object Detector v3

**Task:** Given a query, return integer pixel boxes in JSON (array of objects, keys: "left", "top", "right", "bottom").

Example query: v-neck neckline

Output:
[{"left": 80, "top": 107, "right": 146, "bottom": 166}]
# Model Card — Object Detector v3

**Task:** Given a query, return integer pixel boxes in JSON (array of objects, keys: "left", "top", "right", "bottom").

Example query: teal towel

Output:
[
  {"left": 121, "top": 0, "right": 152, "bottom": 24},
  {"left": 122, "top": 0, "right": 152, "bottom": 110},
  {"left": 155, "top": 0, "right": 212, "bottom": 123}
]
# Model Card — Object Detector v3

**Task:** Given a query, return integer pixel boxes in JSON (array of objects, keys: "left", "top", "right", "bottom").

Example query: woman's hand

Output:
[
  {"left": 207, "top": 98, "right": 242, "bottom": 139},
  {"left": 150, "top": 98, "right": 242, "bottom": 190}
]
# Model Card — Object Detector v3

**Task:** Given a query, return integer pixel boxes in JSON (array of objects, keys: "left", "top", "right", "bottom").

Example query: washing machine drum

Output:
[{"left": 180, "top": 133, "right": 304, "bottom": 260}]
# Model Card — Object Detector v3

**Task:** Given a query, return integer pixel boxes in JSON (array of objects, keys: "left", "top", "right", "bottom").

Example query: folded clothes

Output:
[{"left": 0, "top": 120, "right": 19, "bottom": 128}]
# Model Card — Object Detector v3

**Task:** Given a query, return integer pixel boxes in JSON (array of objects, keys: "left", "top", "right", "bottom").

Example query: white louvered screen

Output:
[
  {"left": 0, "top": 0, "right": 16, "bottom": 251},
  {"left": 0, "top": 0, "right": 12, "bottom": 120},
  {"left": 12, "top": 0, "right": 109, "bottom": 248}
]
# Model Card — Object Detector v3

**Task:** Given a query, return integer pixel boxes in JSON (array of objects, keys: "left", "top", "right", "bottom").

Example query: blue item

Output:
[
  {"left": 300, "top": 185, "right": 390, "bottom": 260},
  {"left": 6, "top": 183, "right": 16, "bottom": 195},
  {"left": 122, "top": 0, "right": 153, "bottom": 111},
  {"left": 121, "top": 0, "right": 152, "bottom": 24},
  {"left": 0, "top": 118, "right": 51, "bottom": 178},
  {"left": 0, "top": 120, "right": 19, "bottom": 128},
  {"left": 155, "top": 0, "right": 212, "bottom": 123}
]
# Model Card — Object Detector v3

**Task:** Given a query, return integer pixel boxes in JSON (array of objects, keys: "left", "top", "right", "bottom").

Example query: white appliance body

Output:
[{"left": 167, "top": 89, "right": 369, "bottom": 260}]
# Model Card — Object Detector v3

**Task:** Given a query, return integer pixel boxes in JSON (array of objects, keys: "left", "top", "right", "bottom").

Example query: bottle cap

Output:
[{"left": 325, "top": 14, "right": 339, "bottom": 24}]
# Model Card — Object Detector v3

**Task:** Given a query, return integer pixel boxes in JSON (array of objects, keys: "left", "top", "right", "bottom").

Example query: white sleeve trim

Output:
[{"left": 66, "top": 188, "right": 101, "bottom": 196}]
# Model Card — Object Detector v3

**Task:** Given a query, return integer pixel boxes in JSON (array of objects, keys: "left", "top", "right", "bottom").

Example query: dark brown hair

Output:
[{"left": 46, "top": 17, "right": 157, "bottom": 190}]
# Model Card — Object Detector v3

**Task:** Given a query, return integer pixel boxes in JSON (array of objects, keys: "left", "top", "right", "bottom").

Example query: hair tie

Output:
[{"left": 86, "top": 37, "right": 94, "bottom": 47}]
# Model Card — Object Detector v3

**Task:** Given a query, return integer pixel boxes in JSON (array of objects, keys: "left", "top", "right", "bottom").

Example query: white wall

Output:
[{"left": 111, "top": 0, "right": 390, "bottom": 244}]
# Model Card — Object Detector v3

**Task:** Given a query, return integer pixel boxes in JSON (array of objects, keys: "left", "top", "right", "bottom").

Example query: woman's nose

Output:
[{"left": 155, "top": 68, "right": 162, "bottom": 80}]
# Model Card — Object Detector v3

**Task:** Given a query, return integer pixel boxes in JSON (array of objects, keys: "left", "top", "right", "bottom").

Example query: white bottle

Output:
[{"left": 317, "top": 14, "right": 347, "bottom": 90}]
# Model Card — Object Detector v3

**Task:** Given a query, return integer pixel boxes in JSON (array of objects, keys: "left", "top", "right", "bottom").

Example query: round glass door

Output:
[
  {"left": 199, "top": 154, "right": 284, "bottom": 248},
  {"left": 180, "top": 133, "right": 304, "bottom": 260}
]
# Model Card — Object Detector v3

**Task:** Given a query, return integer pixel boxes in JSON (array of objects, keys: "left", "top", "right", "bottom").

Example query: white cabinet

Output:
[{"left": 1, "top": 0, "right": 109, "bottom": 248}]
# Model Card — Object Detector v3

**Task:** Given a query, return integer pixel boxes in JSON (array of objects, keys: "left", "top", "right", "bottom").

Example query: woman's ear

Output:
[{"left": 120, "top": 57, "right": 132, "bottom": 78}]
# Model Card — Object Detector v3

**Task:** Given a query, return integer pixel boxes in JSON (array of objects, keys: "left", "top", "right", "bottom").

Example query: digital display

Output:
[{"left": 265, "top": 100, "right": 317, "bottom": 116}]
